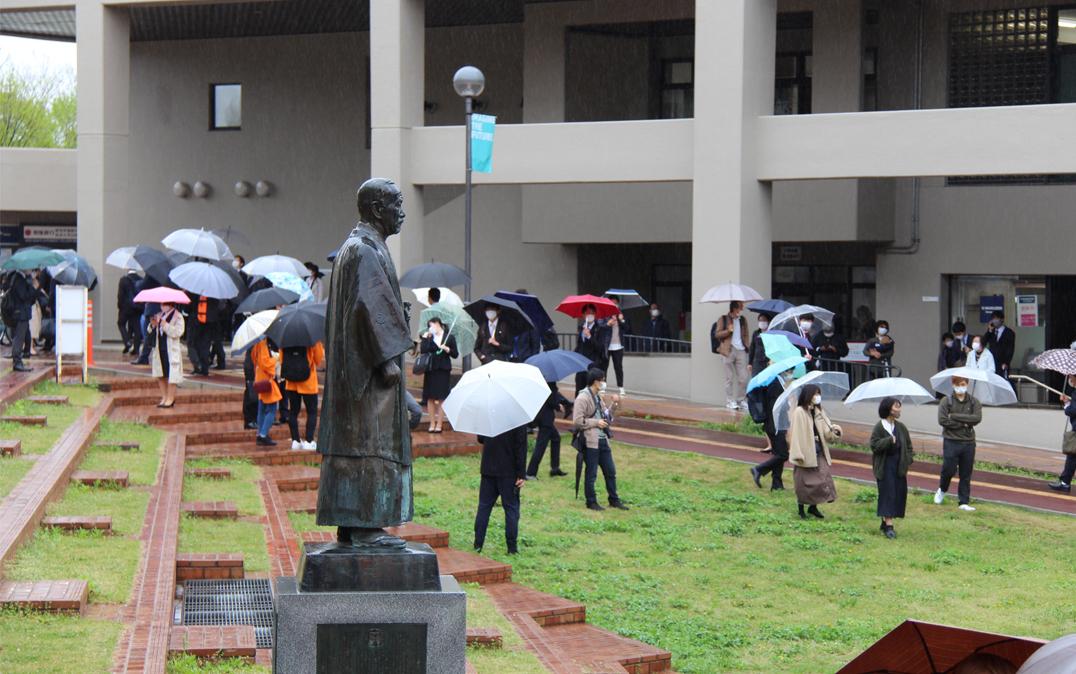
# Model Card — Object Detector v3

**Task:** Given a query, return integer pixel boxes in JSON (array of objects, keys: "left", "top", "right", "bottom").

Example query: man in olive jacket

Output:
[{"left": 935, "top": 375, "right": 982, "bottom": 511}]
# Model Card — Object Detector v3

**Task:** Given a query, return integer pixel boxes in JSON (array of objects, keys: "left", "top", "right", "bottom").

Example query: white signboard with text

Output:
[{"left": 55, "top": 285, "right": 88, "bottom": 383}]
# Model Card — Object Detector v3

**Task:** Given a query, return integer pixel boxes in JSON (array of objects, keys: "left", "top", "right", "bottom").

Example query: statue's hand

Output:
[{"left": 379, "top": 361, "right": 401, "bottom": 387}]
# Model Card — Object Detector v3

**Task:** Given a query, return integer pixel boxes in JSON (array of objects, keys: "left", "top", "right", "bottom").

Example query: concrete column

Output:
[
  {"left": 76, "top": 1, "right": 129, "bottom": 342},
  {"left": 811, "top": 0, "right": 863, "bottom": 114},
  {"left": 370, "top": 0, "right": 425, "bottom": 273},
  {"left": 522, "top": 3, "right": 565, "bottom": 123},
  {"left": 690, "top": 0, "right": 777, "bottom": 404}
]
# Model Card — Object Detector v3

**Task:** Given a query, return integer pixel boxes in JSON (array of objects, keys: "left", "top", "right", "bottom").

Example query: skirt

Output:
[
  {"left": 422, "top": 369, "right": 451, "bottom": 401},
  {"left": 794, "top": 448, "right": 837, "bottom": 505},
  {"left": 876, "top": 452, "right": 908, "bottom": 518}
]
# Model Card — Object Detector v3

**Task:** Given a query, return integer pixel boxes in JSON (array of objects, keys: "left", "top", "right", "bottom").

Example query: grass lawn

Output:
[
  {"left": 166, "top": 655, "right": 268, "bottom": 674},
  {"left": 184, "top": 458, "right": 265, "bottom": 516},
  {"left": 0, "top": 610, "right": 122, "bottom": 673},
  {"left": 394, "top": 441, "right": 1076, "bottom": 674},
  {"left": 31, "top": 380, "right": 101, "bottom": 407},
  {"left": 178, "top": 516, "right": 269, "bottom": 574},
  {"left": 0, "top": 401, "right": 87, "bottom": 455},
  {"left": 0, "top": 459, "right": 30, "bottom": 500},
  {"left": 463, "top": 583, "right": 546, "bottom": 674}
]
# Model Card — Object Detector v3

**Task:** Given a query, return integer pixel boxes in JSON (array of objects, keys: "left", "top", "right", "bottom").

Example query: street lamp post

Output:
[{"left": 453, "top": 65, "right": 485, "bottom": 372}]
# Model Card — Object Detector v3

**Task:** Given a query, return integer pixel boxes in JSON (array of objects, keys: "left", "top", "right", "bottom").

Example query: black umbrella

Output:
[
  {"left": 131, "top": 245, "right": 174, "bottom": 285},
  {"left": 236, "top": 287, "right": 300, "bottom": 315},
  {"left": 166, "top": 250, "right": 191, "bottom": 266},
  {"left": 464, "top": 295, "right": 534, "bottom": 335},
  {"left": 265, "top": 302, "right": 327, "bottom": 348},
  {"left": 398, "top": 262, "right": 469, "bottom": 289}
]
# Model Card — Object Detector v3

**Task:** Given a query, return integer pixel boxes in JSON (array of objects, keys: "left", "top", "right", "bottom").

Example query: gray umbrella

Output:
[
  {"left": 398, "top": 262, "right": 469, "bottom": 289},
  {"left": 265, "top": 302, "right": 328, "bottom": 348},
  {"left": 236, "top": 287, "right": 300, "bottom": 315},
  {"left": 169, "top": 261, "right": 240, "bottom": 299},
  {"left": 48, "top": 249, "right": 98, "bottom": 289}
]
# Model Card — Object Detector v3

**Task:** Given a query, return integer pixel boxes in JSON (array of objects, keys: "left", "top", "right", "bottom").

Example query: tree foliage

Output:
[{"left": 0, "top": 60, "right": 77, "bottom": 148}]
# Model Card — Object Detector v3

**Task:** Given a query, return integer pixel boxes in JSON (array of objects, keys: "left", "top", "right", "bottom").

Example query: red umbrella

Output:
[{"left": 556, "top": 294, "right": 619, "bottom": 320}]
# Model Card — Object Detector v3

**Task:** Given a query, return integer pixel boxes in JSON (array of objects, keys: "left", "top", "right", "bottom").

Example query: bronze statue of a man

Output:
[{"left": 316, "top": 178, "right": 414, "bottom": 547}]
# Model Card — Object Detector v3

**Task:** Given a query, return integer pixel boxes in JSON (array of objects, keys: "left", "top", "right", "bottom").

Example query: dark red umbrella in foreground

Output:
[
  {"left": 838, "top": 620, "right": 1046, "bottom": 674},
  {"left": 556, "top": 294, "right": 619, "bottom": 320}
]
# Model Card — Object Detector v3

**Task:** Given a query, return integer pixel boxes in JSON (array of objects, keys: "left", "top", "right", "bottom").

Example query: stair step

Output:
[
  {"left": 541, "top": 623, "right": 673, "bottom": 674},
  {"left": 181, "top": 501, "right": 239, "bottom": 519},
  {"left": 186, "top": 467, "right": 232, "bottom": 480},
  {"left": 485, "top": 582, "right": 586, "bottom": 626},
  {"left": 168, "top": 625, "right": 257, "bottom": 660},
  {"left": 0, "top": 439, "right": 21, "bottom": 457},
  {"left": 466, "top": 627, "right": 502, "bottom": 649},
  {"left": 92, "top": 440, "right": 140, "bottom": 451},
  {"left": 176, "top": 553, "right": 245, "bottom": 580},
  {"left": 26, "top": 395, "right": 68, "bottom": 405},
  {"left": 0, "top": 415, "right": 47, "bottom": 427},
  {"left": 41, "top": 516, "right": 112, "bottom": 532},
  {"left": 71, "top": 470, "right": 129, "bottom": 487},
  {"left": 300, "top": 523, "right": 449, "bottom": 549},
  {"left": 0, "top": 580, "right": 88, "bottom": 614},
  {"left": 435, "top": 548, "right": 512, "bottom": 585}
]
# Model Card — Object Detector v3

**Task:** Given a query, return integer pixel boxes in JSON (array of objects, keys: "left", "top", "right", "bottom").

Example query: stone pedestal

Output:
[{"left": 273, "top": 574, "right": 466, "bottom": 673}]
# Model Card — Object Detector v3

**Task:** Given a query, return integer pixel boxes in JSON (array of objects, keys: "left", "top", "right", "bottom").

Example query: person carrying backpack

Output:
[{"left": 282, "top": 341, "right": 325, "bottom": 450}]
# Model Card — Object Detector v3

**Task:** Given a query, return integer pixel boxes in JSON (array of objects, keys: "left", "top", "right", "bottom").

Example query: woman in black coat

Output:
[
  {"left": 869, "top": 397, "right": 914, "bottom": 539},
  {"left": 420, "top": 317, "right": 459, "bottom": 433}
]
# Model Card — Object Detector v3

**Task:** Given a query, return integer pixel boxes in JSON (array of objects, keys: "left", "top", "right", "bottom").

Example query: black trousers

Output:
[
  {"left": 939, "top": 439, "right": 976, "bottom": 505},
  {"left": 277, "top": 381, "right": 290, "bottom": 422},
  {"left": 584, "top": 438, "right": 620, "bottom": 506},
  {"left": 527, "top": 424, "right": 560, "bottom": 476},
  {"left": 135, "top": 315, "right": 154, "bottom": 363},
  {"left": 608, "top": 349, "right": 624, "bottom": 387},
  {"left": 118, "top": 310, "right": 140, "bottom": 349},
  {"left": 242, "top": 382, "right": 258, "bottom": 426},
  {"left": 755, "top": 431, "right": 788, "bottom": 487},
  {"left": 1059, "top": 453, "right": 1076, "bottom": 484},
  {"left": 286, "top": 391, "right": 318, "bottom": 442},
  {"left": 474, "top": 475, "right": 520, "bottom": 549},
  {"left": 10, "top": 319, "right": 29, "bottom": 364},
  {"left": 187, "top": 320, "right": 211, "bottom": 372},
  {"left": 210, "top": 337, "right": 226, "bottom": 368}
]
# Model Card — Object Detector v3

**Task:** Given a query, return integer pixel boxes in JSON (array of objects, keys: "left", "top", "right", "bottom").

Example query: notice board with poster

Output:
[
  {"left": 979, "top": 295, "right": 1004, "bottom": 324},
  {"left": 55, "top": 285, "right": 88, "bottom": 383},
  {"left": 1015, "top": 295, "right": 1039, "bottom": 327}
]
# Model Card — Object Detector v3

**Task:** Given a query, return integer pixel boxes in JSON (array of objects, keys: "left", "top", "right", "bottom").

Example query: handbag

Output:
[
  {"left": 412, "top": 353, "right": 431, "bottom": 375},
  {"left": 1063, "top": 429, "right": 1076, "bottom": 455},
  {"left": 144, "top": 326, "right": 157, "bottom": 351},
  {"left": 252, "top": 379, "right": 273, "bottom": 395}
]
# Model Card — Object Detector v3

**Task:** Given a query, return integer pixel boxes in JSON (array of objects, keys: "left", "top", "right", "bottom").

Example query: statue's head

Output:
[{"left": 357, "top": 178, "right": 405, "bottom": 237}]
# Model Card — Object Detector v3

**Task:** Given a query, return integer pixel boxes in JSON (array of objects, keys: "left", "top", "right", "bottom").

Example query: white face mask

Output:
[
  {"left": 812, "top": 394, "right": 822, "bottom": 406},
  {"left": 944, "top": 340, "right": 953, "bottom": 348},
  {"left": 232, "top": 259, "right": 241, "bottom": 270},
  {"left": 972, "top": 342, "right": 982, "bottom": 353},
  {"left": 584, "top": 314, "right": 595, "bottom": 324},
  {"left": 650, "top": 309, "right": 660, "bottom": 318},
  {"left": 759, "top": 321, "right": 769, "bottom": 331},
  {"left": 823, "top": 330, "right": 834, "bottom": 337},
  {"left": 878, "top": 327, "right": 889, "bottom": 336},
  {"left": 599, "top": 381, "right": 607, "bottom": 392},
  {"left": 485, "top": 310, "right": 498, "bottom": 322},
  {"left": 428, "top": 324, "right": 440, "bottom": 334},
  {"left": 800, "top": 321, "right": 813, "bottom": 331},
  {"left": 953, "top": 385, "right": 968, "bottom": 395}
]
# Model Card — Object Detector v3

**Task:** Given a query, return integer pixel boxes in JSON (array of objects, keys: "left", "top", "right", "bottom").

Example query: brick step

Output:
[
  {"left": 92, "top": 440, "right": 140, "bottom": 451},
  {"left": 71, "top": 470, "right": 129, "bottom": 487},
  {"left": 26, "top": 395, "right": 68, "bottom": 405},
  {"left": 485, "top": 582, "right": 586, "bottom": 627},
  {"left": 110, "top": 389, "right": 243, "bottom": 407},
  {"left": 42, "top": 516, "right": 112, "bottom": 532},
  {"left": 0, "top": 415, "right": 47, "bottom": 426},
  {"left": 279, "top": 490, "right": 316, "bottom": 513},
  {"left": 168, "top": 626, "right": 257, "bottom": 660},
  {"left": 0, "top": 580, "right": 88, "bottom": 614},
  {"left": 146, "top": 406, "right": 262, "bottom": 426},
  {"left": 466, "top": 627, "right": 502, "bottom": 648},
  {"left": 300, "top": 522, "right": 450, "bottom": 549},
  {"left": 542, "top": 623, "right": 673, "bottom": 674},
  {"left": 181, "top": 501, "right": 239, "bottom": 519},
  {"left": 187, "top": 443, "right": 321, "bottom": 466},
  {"left": 176, "top": 553, "right": 245, "bottom": 581},
  {"left": 0, "top": 439, "right": 21, "bottom": 457},
  {"left": 97, "top": 377, "right": 159, "bottom": 392},
  {"left": 183, "top": 424, "right": 296, "bottom": 446},
  {"left": 435, "top": 548, "right": 512, "bottom": 585},
  {"left": 186, "top": 467, "right": 232, "bottom": 480},
  {"left": 263, "top": 466, "right": 319, "bottom": 491}
]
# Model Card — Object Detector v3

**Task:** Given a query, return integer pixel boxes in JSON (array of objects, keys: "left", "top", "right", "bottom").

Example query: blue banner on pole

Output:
[{"left": 470, "top": 114, "right": 496, "bottom": 174}]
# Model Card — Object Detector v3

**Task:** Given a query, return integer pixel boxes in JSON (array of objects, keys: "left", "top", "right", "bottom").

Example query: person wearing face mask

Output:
[
  {"left": 712, "top": 301, "right": 751, "bottom": 411},
  {"left": 787, "top": 384, "right": 841, "bottom": 519},
  {"left": 938, "top": 332, "right": 960, "bottom": 370},
  {"left": 863, "top": 320, "right": 895, "bottom": 378},
  {"left": 603, "top": 296, "right": 631, "bottom": 396},
  {"left": 794, "top": 314, "right": 819, "bottom": 369},
  {"left": 750, "top": 364, "right": 792, "bottom": 491},
  {"left": 149, "top": 301, "right": 185, "bottom": 408},
  {"left": 983, "top": 310, "right": 1015, "bottom": 379},
  {"left": 573, "top": 304, "right": 610, "bottom": 394},
  {"left": 870, "top": 398, "right": 914, "bottom": 539},
  {"left": 950, "top": 321, "right": 970, "bottom": 364},
  {"left": 747, "top": 314, "right": 772, "bottom": 375},
  {"left": 304, "top": 261, "right": 327, "bottom": 303},
  {"left": 964, "top": 334, "right": 995, "bottom": 374},
  {"left": 640, "top": 303, "right": 671, "bottom": 353},
  {"left": 475, "top": 304, "right": 513, "bottom": 365},
  {"left": 419, "top": 317, "right": 458, "bottom": 433},
  {"left": 1048, "top": 374, "right": 1076, "bottom": 493},
  {"left": 573, "top": 368, "right": 628, "bottom": 511},
  {"left": 935, "top": 375, "right": 982, "bottom": 511},
  {"left": 811, "top": 321, "right": 849, "bottom": 372}
]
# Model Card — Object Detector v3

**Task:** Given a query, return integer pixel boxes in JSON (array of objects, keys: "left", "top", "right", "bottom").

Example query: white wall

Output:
[{"left": 0, "top": 149, "right": 76, "bottom": 213}]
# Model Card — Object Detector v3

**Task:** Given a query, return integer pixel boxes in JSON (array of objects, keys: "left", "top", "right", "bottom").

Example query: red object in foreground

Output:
[
  {"left": 133, "top": 287, "right": 191, "bottom": 305},
  {"left": 556, "top": 294, "right": 619, "bottom": 319},
  {"left": 838, "top": 620, "right": 1046, "bottom": 674}
]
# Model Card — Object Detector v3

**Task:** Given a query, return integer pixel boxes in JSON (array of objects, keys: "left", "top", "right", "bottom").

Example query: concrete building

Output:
[{"left": 3, "top": 0, "right": 1076, "bottom": 403}]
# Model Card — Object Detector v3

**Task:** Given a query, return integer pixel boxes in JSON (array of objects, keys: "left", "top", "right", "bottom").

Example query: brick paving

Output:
[
  {"left": 185, "top": 467, "right": 232, "bottom": 480},
  {"left": 0, "top": 415, "right": 47, "bottom": 426},
  {"left": 180, "top": 501, "right": 238, "bottom": 519},
  {"left": 93, "top": 440, "right": 141, "bottom": 451},
  {"left": 168, "top": 625, "right": 257, "bottom": 659},
  {"left": 175, "top": 553, "right": 244, "bottom": 581},
  {"left": 0, "top": 579, "right": 88, "bottom": 614},
  {"left": 0, "top": 366, "right": 51, "bottom": 414},
  {"left": 42, "top": 515, "right": 112, "bottom": 532},
  {"left": 71, "top": 470, "right": 129, "bottom": 487},
  {"left": 27, "top": 395, "right": 69, "bottom": 405},
  {"left": 258, "top": 479, "right": 300, "bottom": 578},
  {"left": 0, "top": 439, "right": 21, "bottom": 457},
  {"left": 466, "top": 627, "right": 503, "bottom": 648}
]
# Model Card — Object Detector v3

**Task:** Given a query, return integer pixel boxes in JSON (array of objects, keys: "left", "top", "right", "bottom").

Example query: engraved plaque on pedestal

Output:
[{"left": 316, "top": 623, "right": 427, "bottom": 673}]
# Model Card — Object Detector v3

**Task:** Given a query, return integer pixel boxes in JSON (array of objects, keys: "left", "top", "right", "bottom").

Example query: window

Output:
[
  {"left": 210, "top": 83, "right": 241, "bottom": 130},
  {"left": 774, "top": 53, "right": 812, "bottom": 115},
  {"left": 660, "top": 59, "right": 693, "bottom": 119}
]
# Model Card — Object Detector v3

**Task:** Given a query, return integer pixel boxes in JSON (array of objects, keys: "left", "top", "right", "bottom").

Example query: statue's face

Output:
[{"left": 377, "top": 190, "right": 405, "bottom": 236}]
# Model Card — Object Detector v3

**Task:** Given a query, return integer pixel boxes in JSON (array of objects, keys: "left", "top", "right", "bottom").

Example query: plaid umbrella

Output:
[{"left": 1030, "top": 349, "right": 1076, "bottom": 375}]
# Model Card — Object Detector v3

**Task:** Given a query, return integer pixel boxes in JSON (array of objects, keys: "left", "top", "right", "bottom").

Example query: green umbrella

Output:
[
  {"left": 2, "top": 247, "right": 65, "bottom": 271},
  {"left": 420, "top": 302, "right": 478, "bottom": 356}
]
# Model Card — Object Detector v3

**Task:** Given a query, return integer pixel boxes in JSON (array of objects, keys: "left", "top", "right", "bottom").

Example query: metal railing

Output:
[
  {"left": 813, "top": 359, "right": 902, "bottom": 391},
  {"left": 556, "top": 333, "right": 691, "bottom": 354}
]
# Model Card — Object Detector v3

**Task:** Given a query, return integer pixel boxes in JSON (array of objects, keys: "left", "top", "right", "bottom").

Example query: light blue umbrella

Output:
[
  {"left": 747, "top": 355, "right": 808, "bottom": 393},
  {"left": 265, "top": 271, "right": 314, "bottom": 302},
  {"left": 760, "top": 333, "right": 807, "bottom": 378}
]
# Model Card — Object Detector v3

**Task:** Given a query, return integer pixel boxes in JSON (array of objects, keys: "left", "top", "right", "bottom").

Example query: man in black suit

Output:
[
  {"left": 526, "top": 382, "right": 571, "bottom": 479},
  {"left": 475, "top": 303, "right": 514, "bottom": 364},
  {"left": 473, "top": 425, "right": 527, "bottom": 554},
  {"left": 573, "top": 303, "right": 609, "bottom": 393},
  {"left": 984, "top": 310, "right": 1015, "bottom": 378},
  {"left": 640, "top": 303, "right": 672, "bottom": 352},
  {"left": 116, "top": 270, "right": 142, "bottom": 355},
  {"left": 5, "top": 270, "right": 37, "bottom": 372},
  {"left": 949, "top": 321, "right": 970, "bottom": 367}
]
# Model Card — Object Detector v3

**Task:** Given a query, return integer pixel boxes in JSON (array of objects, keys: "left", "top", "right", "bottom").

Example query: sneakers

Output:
[
  {"left": 738, "top": 400, "right": 749, "bottom": 411},
  {"left": 749, "top": 467, "right": 762, "bottom": 489},
  {"left": 933, "top": 489, "right": 945, "bottom": 505},
  {"left": 958, "top": 504, "right": 976, "bottom": 512},
  {"left": 1048, "top": 481, "right": 1071, "bottom": 493},
  {"left": 301, "top": 440, "right": 317, "bottom": 451},
  {"left": 291, "top": 440, "right": 302, "bottom": 450},
  {"left": 255, "top": 436, "right": 277, "bottom": 447},
  {"left": 725, "top": 401, "right": 739, "bottom": 410},
  {"left": 618, "top": 387, "right": 626, "bottom": 397}
]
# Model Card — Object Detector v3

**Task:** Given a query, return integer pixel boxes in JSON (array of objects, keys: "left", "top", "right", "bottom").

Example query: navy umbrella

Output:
[
  {"left": 265, "top": 302, "right": 327, "bottom": 348},
  {"left": 525, "top": 349, "right": 592, "bottom": 383},
  {"left": 746, "top": 299, "right": 794, "bottom": 317},
  {"left": 235, "top": 287, "right": 300, "bottom": 315},
  {"left": 495, "top": 290, "right": 554, "bottom": 334},
  {"left": 464, "top": 295, "right": 534, "bottom": 335},
  {"left": 398, "top": 262, "right": 470, "bottom": 289}
]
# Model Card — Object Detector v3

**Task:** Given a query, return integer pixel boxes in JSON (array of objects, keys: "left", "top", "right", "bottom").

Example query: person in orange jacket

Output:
[
  {"left": 282, "top": 341, "right": 325, "bottom": 451},
  {"left": 251, "top": 338, "right": 282, "bottom": 446}
]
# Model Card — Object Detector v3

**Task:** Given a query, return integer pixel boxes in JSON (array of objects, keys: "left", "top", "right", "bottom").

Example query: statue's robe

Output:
[{"left": 315, "top": 223, "right": 414, "bottom": 528}]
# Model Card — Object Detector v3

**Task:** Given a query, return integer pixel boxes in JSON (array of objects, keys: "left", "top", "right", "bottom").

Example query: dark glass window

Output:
[
  {"left": 210, "top": 83, "right": 241, "bottom": 130},
  {"left": 660, "top": 59, "right": 693, "bottom": 119}
]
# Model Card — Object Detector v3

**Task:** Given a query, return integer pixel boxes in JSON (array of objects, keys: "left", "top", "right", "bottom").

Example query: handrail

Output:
[
  {"left": 1009, "top": 373, "right": 1064, "bottom": 397},
  {"left": 556, "top": 332, "right": 691, "bottom": 354}
]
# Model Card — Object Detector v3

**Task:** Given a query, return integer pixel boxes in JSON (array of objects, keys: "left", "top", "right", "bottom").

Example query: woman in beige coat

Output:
[
  {"left": 787, "top": 384, "right": 842, "bottom": 519},
  {"left": 149, "top": 301, "right": 185, "bottom": 408}
]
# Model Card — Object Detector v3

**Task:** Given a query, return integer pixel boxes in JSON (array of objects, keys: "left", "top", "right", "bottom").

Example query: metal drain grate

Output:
[{"left": 180, "top": 579, "right": 275, "bottom": 648}]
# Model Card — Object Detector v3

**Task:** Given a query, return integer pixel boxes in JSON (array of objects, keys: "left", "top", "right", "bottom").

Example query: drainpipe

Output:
[{"left": 885, "top": 0, "right": 923, "bottom": 255}]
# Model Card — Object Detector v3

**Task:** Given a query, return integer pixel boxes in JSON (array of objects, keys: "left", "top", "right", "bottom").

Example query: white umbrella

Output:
[
  {"left": 929, "top": 367, "right": 1017, "bottom": 406},
  {"left": 443, "top": 360, "right": 550, "bottom": 437},
  {"left": 768, "top": 304, "right": 835, "bottom": 334},
  {"left": 162, "top": 228, "right": 233, "bottom": 261},
  {"left": 1016, "top": 633, "right": 1076, "bottom": 674},
  {"left": 169, "top": 261, "right": 240, "bottom": 299},
  {"left": 844, "top": 377, "right": 936, "bottom": 406},
  {"left": 231, "top": 309, "right": 279, "bottom": 355},
  {"left": 242, "top": 254, "right": 308, "bottom": 278},
  {"left": 699, "top": 282, "right": 764, "bottom": 304},
  {"left": 106, "top": 246, "right": 143, "bottom": 272},
  {"left": 774, "top": 370, "right": 850, "bottom": 431},
  {"left": 412, "top": 287, "right": 463, "bottom": 308}
]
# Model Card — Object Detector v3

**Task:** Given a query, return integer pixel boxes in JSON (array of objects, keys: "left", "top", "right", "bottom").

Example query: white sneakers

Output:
[
  {"left": 933, "top": 489, "right": 945, "bottom": 505},
  {"left": 618, "top": 387, "right": 626, "bottom": 397},
  {"left": 291, "top": 440, "right": 301, "bottom": 450},
  {"left": 725, "top": 401, "right": 739, "bottom": 410},
  {"left": 958, "top": 504, "right": 976, "bottom": 512},
  {"left": 738, "top": 400, "right": 749, "bottom": 411},
  {"left": 301, "top": 440, "right": 317, "bottom": 451}
]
